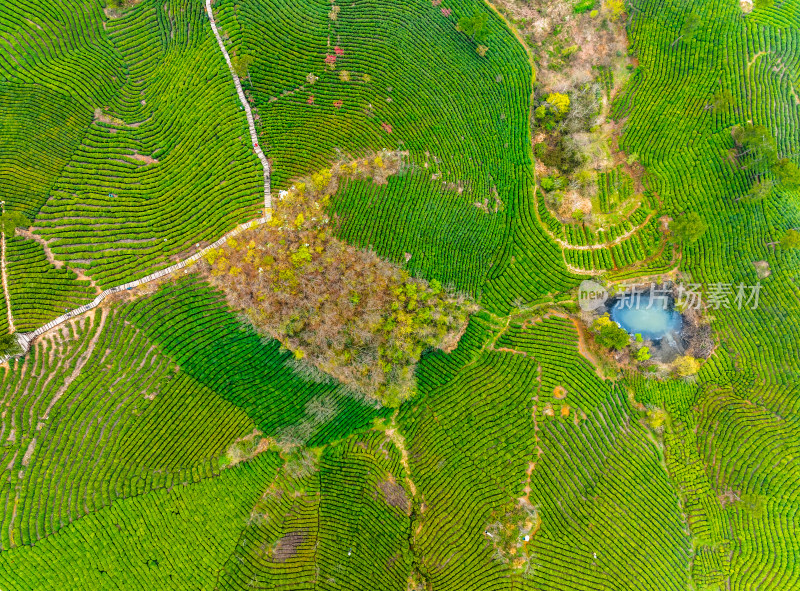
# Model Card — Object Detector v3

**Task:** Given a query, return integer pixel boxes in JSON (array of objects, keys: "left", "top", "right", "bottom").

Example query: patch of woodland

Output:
[
  {"left": 200, "top": 153, "right": 477, "bottom": 407},
  {"left": 495, "top": 0, "right": 645, "bottom": 226}
]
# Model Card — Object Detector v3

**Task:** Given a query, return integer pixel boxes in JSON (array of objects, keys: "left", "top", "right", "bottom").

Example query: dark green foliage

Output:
[
  {"left": 779, "top": 229, "right": 800, "bottom": 249},
  {"left": 772, "top": 158, "right": 800, "bottom": 190},
  {"left": 0, "top": 334, "right": 21, "bottom": 357},
  {"left": 677, "top": 13, "right": 701, "bottom": 44},
  {"left": 618, "top": 4, "right": 800, "bottom": 584},
  {"left": 0, "top": 212, "right": 29, "bottom": 235},
  {"left": 592, "top": 314, "right": 630, "bottom": 350},
  {"left": 2, "top": 1, "right": 799, "bottom": 590},
  {"left": 538, "top": 136, "right": 583, "bottom": 172},
  {"left": 617, "top": 0, "right": 800, "bottom": 381},
  {"left": 458, "top": 10, "right": 489, "bottom": 43},
  {"left": 732, "top": 123, "right": 778, "bottom": 172},
  {"left": 741, "top": 177, "right": 773, "bottom": 203},
  {"left": 669, "top": 212, "right": 707, "bottom": 243},
  {"left": 400, "top": 318, "right": 690, "bottom": 589}
]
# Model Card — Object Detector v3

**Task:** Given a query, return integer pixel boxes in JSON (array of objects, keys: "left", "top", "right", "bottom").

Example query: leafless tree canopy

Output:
[{"left": 201, "top": 155, "right": 477, "bottom": 406}]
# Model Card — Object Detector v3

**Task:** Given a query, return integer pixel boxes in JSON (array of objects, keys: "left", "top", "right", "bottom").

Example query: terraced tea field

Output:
[{"left": 0, "top": 0, "right": 798, "bottom": 589}]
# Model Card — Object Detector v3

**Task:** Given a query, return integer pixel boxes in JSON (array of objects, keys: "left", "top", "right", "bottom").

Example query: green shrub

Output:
[
  {"left": 592, "top": 314, "right": 630, "bottom": 350},
  {"left": 669, "top": 212, "right": 707, "bottom": 243}
]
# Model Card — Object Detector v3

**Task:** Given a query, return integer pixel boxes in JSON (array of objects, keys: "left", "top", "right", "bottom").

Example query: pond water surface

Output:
[{"left": 609, "top": 293, "right": 683, "bottom": 341}]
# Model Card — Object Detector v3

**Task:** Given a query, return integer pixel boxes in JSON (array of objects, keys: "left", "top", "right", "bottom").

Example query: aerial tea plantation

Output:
[{"left": 0, "top": 0, "right": 798, "bottom": 589}]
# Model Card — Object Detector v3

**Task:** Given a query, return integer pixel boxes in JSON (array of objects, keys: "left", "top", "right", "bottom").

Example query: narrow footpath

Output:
[{"left": 205, "top": 0, "right": 272, "bottom": 215}]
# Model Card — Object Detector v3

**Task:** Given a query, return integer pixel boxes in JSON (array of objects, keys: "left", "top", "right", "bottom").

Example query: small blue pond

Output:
[{"left": 609, "top": 292, "right": 683, "bottom": 341}]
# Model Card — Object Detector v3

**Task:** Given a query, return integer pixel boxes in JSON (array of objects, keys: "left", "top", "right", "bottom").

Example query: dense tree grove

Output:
[{"left": 202, "top": 155, "right": 477, "bottom": 406}]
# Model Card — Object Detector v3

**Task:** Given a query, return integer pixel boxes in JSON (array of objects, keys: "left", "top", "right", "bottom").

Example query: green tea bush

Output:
[
  {"left": 6, "top": 237, "right": 95, "bottom": 332},
  {"left": 0, "top": 309, "right": 257, "bottom": 548},
  {"left": 0, "top": 454, "right": 280, "bottom": 590},
  {"left": 616, "top": 0, "right": 800, "bottom": 380},
  {"left": 125, "top": 276, "right": 390, "bottom": 447},
  {"left": 219, "top": 432, "right": 411, "bottom": 589},
  {"left": 32, "top": 0, "right": 263, "bottom": 288},
  {"left": 212, "top": 0, "right": 576, "bottom": 312}
]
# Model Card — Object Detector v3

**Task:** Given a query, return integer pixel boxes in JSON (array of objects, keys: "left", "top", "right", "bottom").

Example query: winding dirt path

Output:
[
  {"left": 746, "top": 50, "right": 768, "bottom": 74},
  {"left": 41, "top": 309, "right": 107, "bottom": 420},
  {"left": 386, "top": 414, "right": 418, "bottom": 498},
  {"left": 521, "top": 311, "right": 607, "bottom": 381},
  {"left": 4, "top": 216, "right": 270, "bottom": 362},
  {"left": 534, "top": 186, "right": 657, "bottom": 251}
]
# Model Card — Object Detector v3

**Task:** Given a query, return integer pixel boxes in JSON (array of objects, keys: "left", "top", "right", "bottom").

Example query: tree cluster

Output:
[
  {"left": 668, "top": 212, "right": 707, "bottom": 244},
  {"left": 201, "top": 154, "right": 477, "bottom": 407},
  {"left": 0, "top": 334, "right": 22, "bottom": 358},
  {"left": 732, "top": 123, "right": 800, "bottom": 195},
  {"left": 458, "top": 11, "right": 489, "bottom": 43},
  {"left": 591, "top": 314, "right": 630, "bottom": 350},
  {"left": 673, "top": 355, "right": 700, "bottom": 377},
  {"left": 0, "top": 211, "right": 29, "bottom": 235},
  {"left": 231, "top": 55, "right": 254, "bottom": 78}
]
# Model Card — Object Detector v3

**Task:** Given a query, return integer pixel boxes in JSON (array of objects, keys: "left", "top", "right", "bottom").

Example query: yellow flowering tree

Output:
[{"left": 546, "top": 92, "right": 570, "bottom": 116}]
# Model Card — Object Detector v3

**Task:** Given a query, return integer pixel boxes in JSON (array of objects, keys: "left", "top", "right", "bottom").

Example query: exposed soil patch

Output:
[
  {"left": 753, "top": 260, "right": 771, "bottom": 279},
  {"left": 103, "top": 0, "right": 147, "bottom": 19},
  {"left": 385, "top": 413, "right": 418, "bottom": 498},
  {"left": 1, "top": 231, "right": 14, "bottom": 333},
  {"left": 272, "top": 530, "right": 306, "bottom": 562},
  {"left": 92, "top": 108, "right": 148, "bottom": 128},
  {"left": 41, "top": 308, "right": 107, "bottom": 419},
  {"left": 378, "top": 475, "right": 410, "bottom": 513},
  {"left": 16, "top": 229, "right": 106, "bottom": 295},
  {"left": 130, "top": 153, "right": 159, "bottom": 165},
  {"left": 21, "top": 438, "right": 36, "bottom": 467}
]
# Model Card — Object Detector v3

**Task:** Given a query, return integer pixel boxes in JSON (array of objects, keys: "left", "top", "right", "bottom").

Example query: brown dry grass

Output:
[{"left": 753, "top": 260, "right": 771, "bottom": 279}]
